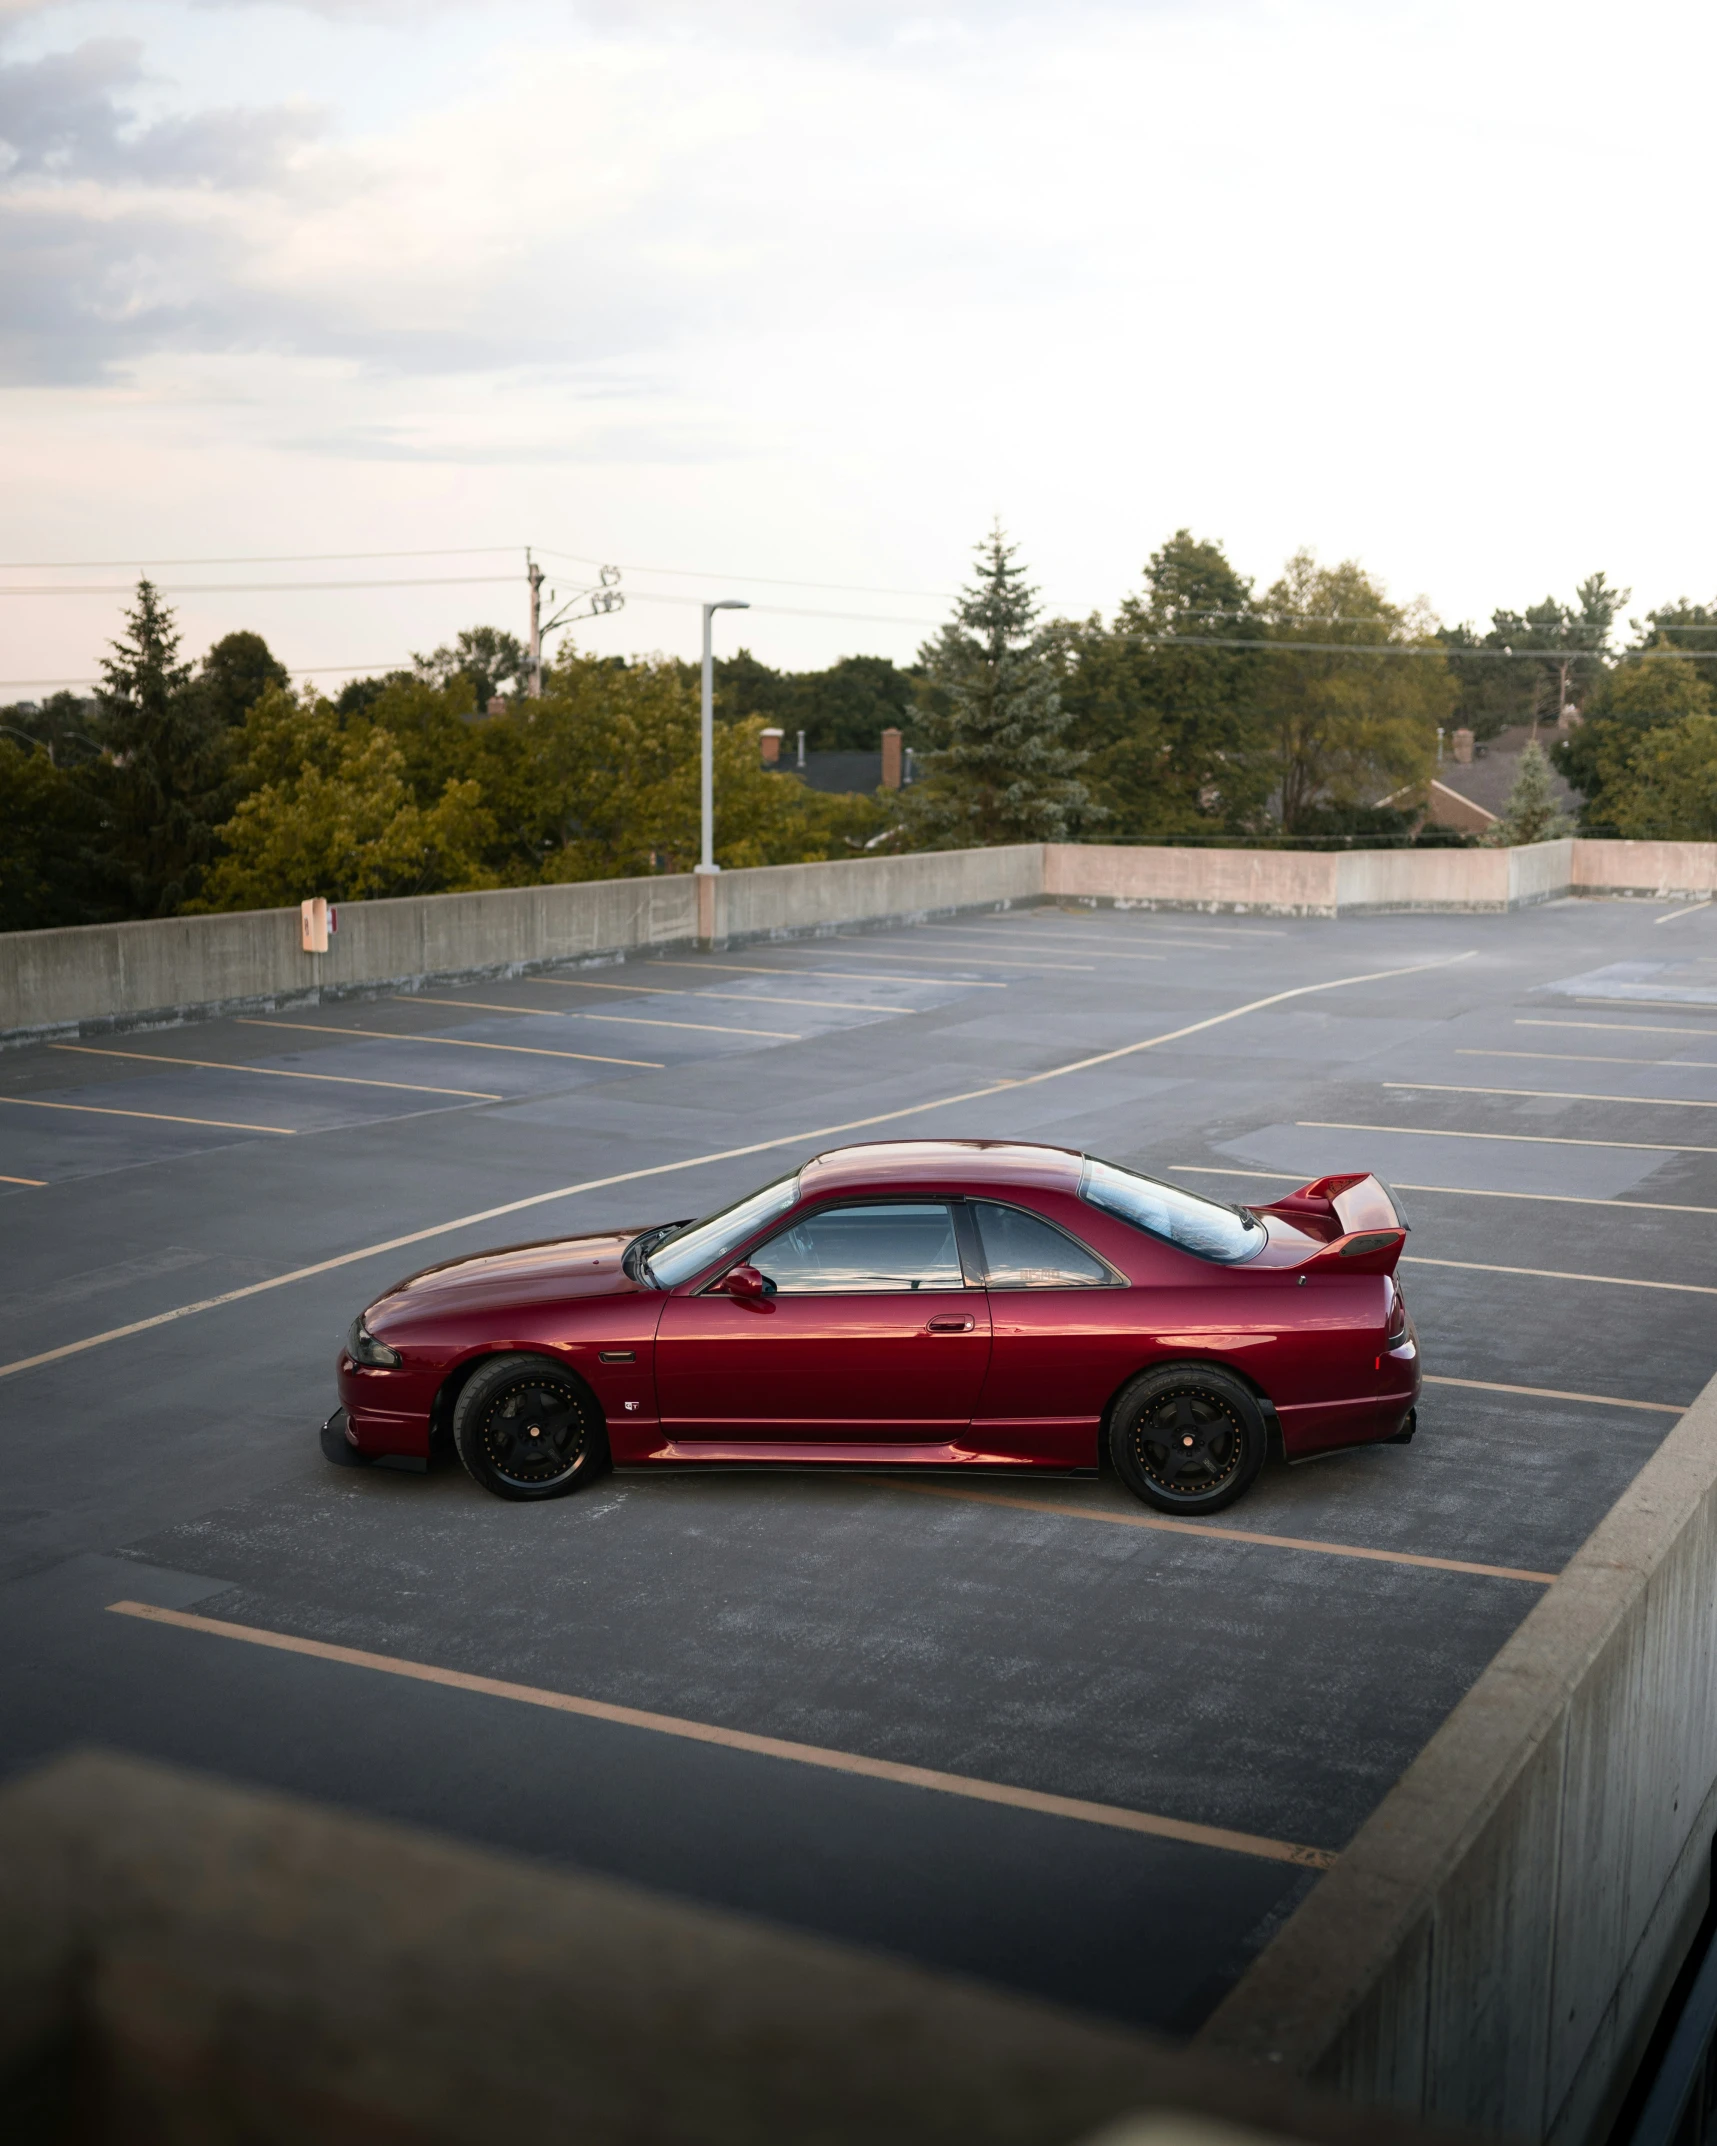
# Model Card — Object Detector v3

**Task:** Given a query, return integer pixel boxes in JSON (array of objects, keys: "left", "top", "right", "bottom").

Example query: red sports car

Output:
[{"left": 327, "top": 1140, "right": 1419, "bottom": 1514}]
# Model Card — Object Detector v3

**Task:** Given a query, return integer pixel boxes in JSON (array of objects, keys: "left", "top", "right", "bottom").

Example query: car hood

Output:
[{"left": 372, "top": 1229, "right": 656, "bottom": 1318}]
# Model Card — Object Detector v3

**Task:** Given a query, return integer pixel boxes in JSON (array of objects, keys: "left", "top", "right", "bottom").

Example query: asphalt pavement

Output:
[{"left": 2, "top": 892, "right": 1713, "bottom": 2034}]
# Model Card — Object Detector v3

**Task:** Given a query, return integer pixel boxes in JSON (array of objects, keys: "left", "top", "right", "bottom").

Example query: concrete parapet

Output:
[
  {"left": 712, "top": 843, "right": 1044, "bottom": 947},
  {"left": 1044, "top": 845, "right": 1342, "bottom": 915},
  {"left": 1571, "top": 839, "right": 1717, "bottom": 900},
  {"left": 0, "top": 1751, "right": 1448, "bottom": 2146},
  {"left": 1196, "top": 1364, "right": 1717, "bottom": 2144}
]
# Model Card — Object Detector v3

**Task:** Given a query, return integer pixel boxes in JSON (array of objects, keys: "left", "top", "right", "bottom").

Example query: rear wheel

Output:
[
  {"left": 1109, "top": 1365, "right": 1267, "bottom": 1515},
  {"left": 452, "top": 1354, "right": 607, "bottom": 1502}
]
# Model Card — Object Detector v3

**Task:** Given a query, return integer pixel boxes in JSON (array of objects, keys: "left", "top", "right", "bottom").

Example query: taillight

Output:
[{"left": 1386, "top": 1283, "right": 1409, "bottom": 1345}]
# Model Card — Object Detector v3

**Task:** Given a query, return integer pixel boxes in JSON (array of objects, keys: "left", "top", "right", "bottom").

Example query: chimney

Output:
[
  {"left": 760, "top": 727, "right": 783, "bottom": 766},
  {"left": 486, "top": 697, "right": 506, "bottom": 719},
  {"left": 881, "top": 727, "right": 903, "bottom": 790},
  {"left": 1452, "top": 728, "right": 1474, "bottom": 765}
]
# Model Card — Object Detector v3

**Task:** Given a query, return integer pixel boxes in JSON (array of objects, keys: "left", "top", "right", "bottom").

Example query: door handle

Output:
[{"left": 925, "top": 1314, "right": 975, "bottom": 1334}]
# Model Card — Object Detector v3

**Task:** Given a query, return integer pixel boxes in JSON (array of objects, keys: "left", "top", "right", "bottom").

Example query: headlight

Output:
[{"left": 347, "top": 1315, "right": 402, "bottom": 1369}]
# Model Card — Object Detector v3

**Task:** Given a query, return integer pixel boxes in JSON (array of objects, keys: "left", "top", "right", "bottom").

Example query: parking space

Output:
[{"left": 2, "top": 893, "right": 1714, "bottom": 2034}]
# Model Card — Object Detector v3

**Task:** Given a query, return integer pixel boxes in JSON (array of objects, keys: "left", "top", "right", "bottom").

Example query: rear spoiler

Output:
[{"left": 1253, "top": 1173, "right": 1409, "bottom": 1276}]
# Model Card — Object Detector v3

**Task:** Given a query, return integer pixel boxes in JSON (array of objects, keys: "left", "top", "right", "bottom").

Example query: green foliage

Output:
[
  {"left": 1598, "top": 715, "right": 1717, "bottom": 840},
  {"left": 540, "top": 653, "right": 888, "bottom": 877},
  {"left": 711, "top": 650, "right": 919, "bottom": 751},
  {"left": 1483, "top": 741, "right": 1569, "bottom": 846},
  {"left": 188, "top": 632, "right": 290, "bottom": 732},
  {"left": 0, "top": 741, "right": 103, "bottom": 930},
  {"left": 0, "top": 690, "right": 102, "bottom": 768},
  {"left": 85, "top": 579, "right": 231, "bottom": 915},
  {"left": 414, "top": 626, "right": 529, "bottom": 712},
  {"left": 1057, "top": 531, "right": 1272, "bottom": 836},
  {"left": 1257, "top": 554, "right": 1453, "bottom": 831},
  {"left": 1555, "top": 643, "right": 1715, "bottom": 831},
  {"left": 198, "top": 685, "right": 497, "bottom": 910},
  {"left": 906, "top": 525, "right": 1095, "bottom": 847}
]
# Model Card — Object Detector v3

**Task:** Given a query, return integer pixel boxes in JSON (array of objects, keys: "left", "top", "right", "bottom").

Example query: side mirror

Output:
[{"left": 721, "top": 1264, "right": 773, "bottom": 1299}]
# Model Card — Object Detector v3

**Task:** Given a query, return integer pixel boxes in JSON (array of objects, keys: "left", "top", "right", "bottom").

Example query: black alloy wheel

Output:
[
  {"left": 1109, "top": 1365, "right": 1267, "bottom": 1515},
  {"left": 452, "top": 1353, "right": 607, "bottom": 1502}
]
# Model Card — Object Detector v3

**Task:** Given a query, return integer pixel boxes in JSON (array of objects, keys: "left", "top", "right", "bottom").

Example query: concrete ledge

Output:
[
  {"left": 0, "top": 1751, "right": 1452, "bottom": 2146},
  {"left": 1570, "top": 839, "right": 1717, "bottom": 901},
  {"left": 1195, "top": 1365, "right": 1717, "bottom": 2145}
]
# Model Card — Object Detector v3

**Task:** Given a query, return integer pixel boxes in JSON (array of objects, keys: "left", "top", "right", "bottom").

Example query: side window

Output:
[
  {"left": 971, "top": 1201, "right": 1114, "bottom": 1289},
  {"left": 748, "top": 1202, "right": 968, "bottom": 1295}
]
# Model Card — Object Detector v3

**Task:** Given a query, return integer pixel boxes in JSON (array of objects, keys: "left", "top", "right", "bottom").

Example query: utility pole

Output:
[
  {"left": 525, "top": 551, "right": 623, "bottom": 699},
  {"left": 527, "top": 553, "right": 545, "bottom": 698},
  {"left": 697, "top": 599, "right": 750, "bottom": 946}
]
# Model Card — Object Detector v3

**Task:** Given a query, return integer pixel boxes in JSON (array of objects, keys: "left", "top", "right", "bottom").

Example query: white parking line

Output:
[
  {"left": 1301, "top": 1120, "right": 1717, "bottom": 1156},
  {"left": 1403, "top": 1255, "right": 1717, "bottom": 1297},
  {"left": 649, "top": 961, "right": 1009, "bottom": 990},
  {"left": 1457, "top": 1049, "right": 1717, "bottom": 1071},
  {"left": 0, "top": 949, "right": 1474, "bottom": 1383},
  {"left": 401, "top": 995, "right": 802, "bottom": 1042},
  {"left": 1655, "top": 901, "right": 1713, "bottom": 924},
  {"left": 51, "top": 1043, "right": 501, "bottom": 1101},
  {"left": 1169, "top": 1165, "right": 1717, "bottom": 1217},
  {"left": 0, "top": 1095, "right": 295, "bottom": 1135},
  {"left": 1385, "top": 1081, "right": 1717, "bottom": 1110},
  {"left": 534, "top": 979, "right": 894, "bottom": 1014},
  {"left": 239, "top": 1018, "right": 662, "bottom": 1069},
  {"left": 1518, "top": 1019, "right": 1717, "bottom": 1039}
]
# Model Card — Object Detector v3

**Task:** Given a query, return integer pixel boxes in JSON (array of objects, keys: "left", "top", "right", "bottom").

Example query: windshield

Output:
[
  {"left": 646, "top": 1172, "right": 801, "bottom": 1288},
  {"left": 1078, "top": 1155, "right": 1264, "bottom": 1265}
]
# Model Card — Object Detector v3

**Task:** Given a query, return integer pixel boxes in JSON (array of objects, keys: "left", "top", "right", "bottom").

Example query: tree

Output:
[
  {"left": 1484, "top": 741, "right": 1569, "bottom": 846},
  {"left": 1258, "top": 553, "right": 1453, "bottom": 832},
  {"left": 198, "top": 686, "right": 496, "bottom": 910},
  {"left": 1058, "top": 530, "right": 1272, "bottom": 836},
  {"left": 1555, "top": 644, "right": 1716, "bottom": 833},
  {"left": 189, "top": 631, "right": 290, "bottom": 731},
  {"left": 0, "top": 690, "right": 102, "bottom": 768},
  {"left": 907, "top": 524, "right": 1095, "bottom": 847},
  {"left": 87, "top": 579, "right": 232, "bottom": 915},
  {"left": 414, "top": 626, "right": 529, "bottom": 711},
  {"left": 1599, "top": 715, "right": 1717, "bottom": 840},
  {"left": 0, "top": 740, "right": 102, "bottom": 930}
]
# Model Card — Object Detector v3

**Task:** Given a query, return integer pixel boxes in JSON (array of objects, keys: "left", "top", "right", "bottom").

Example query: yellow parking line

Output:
[
  {"left": 1517, "top": 1018, "right": 1717, "bottom": 1039},
  {"left": 537, "top": 979, "right": 897, "bottom": 1015},
  {"left": 238, "top": 1018, "right": 661, "bottom": 1070},
  {"left": 648, "top": 960, "right": 1008, "bottom": 989},
  {"left": 402, "top": 995, "right": 800, "bottom": 1042},
  {"left": 0, "top": 1173, "right": 47, "bottom": 1186},
  {"left": 1457, "top": 1048, "right": 1717, "bottom": 1070},
  {"left": 1386, "top": 1080, "right": 1717, "bottom": 1110},
  {"left": 1423, "top": 1374, "right": 1683, "bottom": 1415},
  {"left": 894, "top": 1484, "right": 1555, "bottom": 1585},
  {"left": 51, "top": 1043, "right": 500, "bottom": 1101},
  {"left": 1169, "top": 1165, "right": 1717, "bottom": 1217},
  {"left": 0, "top": 1095, "right": 293, "bottom": 1134},
  {"left": 830, "top": 946, "right": 1095, "bottom": 972},
  {"left": 105, "top": 1600, "right": 1333, "bottom": 1870},
  {"left": 1403, "top": 1254, "right": 1717, "bottom": 1297},
  {"left": 1300, "top": 1120, "right": 1717, "bottom": 1156}
]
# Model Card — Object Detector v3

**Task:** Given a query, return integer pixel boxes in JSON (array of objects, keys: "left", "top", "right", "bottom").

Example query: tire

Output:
[
  {"left": 452, "top": 1354, "right": 608, "bottom": 1503},
  {"left": 1109, "top": 1365, "right": 1267, "bottom": 1515}
]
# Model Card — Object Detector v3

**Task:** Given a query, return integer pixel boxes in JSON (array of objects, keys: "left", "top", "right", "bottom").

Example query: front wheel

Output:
[
  {"left": 1109, "top": 1365, "right": 1267, "bottom": 1515},
  {"left": 452, "top": 1354, "right": 608, "bottom": 1502}
]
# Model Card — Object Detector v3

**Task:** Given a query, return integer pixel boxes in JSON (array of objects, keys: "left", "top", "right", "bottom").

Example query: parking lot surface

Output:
[{"left": 3, "top": 894, "right": 1714, "bottom": 2034}]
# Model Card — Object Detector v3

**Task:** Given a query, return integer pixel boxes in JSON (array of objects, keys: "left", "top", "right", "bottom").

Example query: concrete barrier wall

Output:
[
  {"left": 1572, "top": 839, "right": 1717, "bottom": 899},
  {"left": 714, "top": 843, "right": 1044, "bottom": 942},
  {"left": 1044, "top": 845, "right": 1344, "bottom": 915},
  {"left": 1196, "top": 1367, "right": 1717, "bottom": 2145},
  {"left": 5, "top": 837, "right": 1712, "bottom": 1045},
  {"left": 0, "top": 1751, "right": 1445, "bottom": 2146}
]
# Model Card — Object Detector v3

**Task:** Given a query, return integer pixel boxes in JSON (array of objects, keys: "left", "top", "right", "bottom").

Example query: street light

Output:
[{"left": 698, "top": 600, "right": 750, "bottom": 875}]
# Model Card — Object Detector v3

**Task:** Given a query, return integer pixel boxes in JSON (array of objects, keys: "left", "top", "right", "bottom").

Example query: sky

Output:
[{"left": 2, "top": 0, "right": 1714, "bottom": 694}]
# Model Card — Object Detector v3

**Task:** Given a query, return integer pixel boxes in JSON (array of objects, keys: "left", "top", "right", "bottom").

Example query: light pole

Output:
[{"left": 698, "top": 600, "right": 750, "bottom": 875}]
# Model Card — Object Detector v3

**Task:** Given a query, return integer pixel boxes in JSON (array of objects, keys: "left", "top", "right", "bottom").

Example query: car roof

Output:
[{"left": 798, "top": 1140, "right": 1085, "bottom": 1199}]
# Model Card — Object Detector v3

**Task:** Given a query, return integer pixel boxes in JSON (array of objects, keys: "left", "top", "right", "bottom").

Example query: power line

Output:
[
  {"left": 0, "top": 547, "right": 523, "bottom": 570},
  {"left": 0, "top": 575, "right": 523, "bottom": 596}
]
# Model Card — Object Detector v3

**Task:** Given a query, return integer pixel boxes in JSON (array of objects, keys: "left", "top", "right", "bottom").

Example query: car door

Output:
[
  {"left": 965, "top": 1199, "right": 1136, "bottom": 1465},
  {"left": 654, "top": 1199, "right": 991, "bottom": 1443}
]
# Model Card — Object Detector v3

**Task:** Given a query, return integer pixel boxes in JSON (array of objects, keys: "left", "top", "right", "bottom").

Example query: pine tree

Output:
[
  {"left": 1487, "top": 739, "right": 1570, "bottom": 846},
  {"left": 91, "top": 579, "right": 230, "bottom": 913},
  {"left": 908, "top": 524, "right": 1095, "bottom": 846}
]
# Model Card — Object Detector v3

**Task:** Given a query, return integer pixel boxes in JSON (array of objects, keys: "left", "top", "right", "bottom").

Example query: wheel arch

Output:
[
  {"left": 1099, "top": 1355, "right": 1285, "bottom": 1467},
  {"left": 430, "top": 1347, "right": 605, "bottom": 1455}
]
